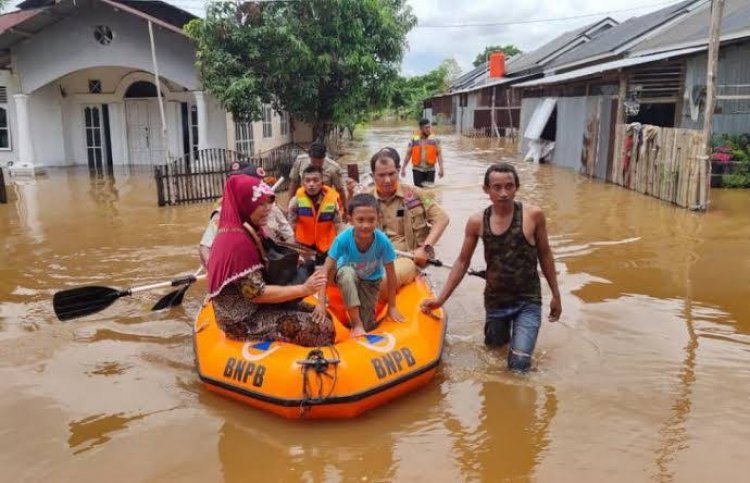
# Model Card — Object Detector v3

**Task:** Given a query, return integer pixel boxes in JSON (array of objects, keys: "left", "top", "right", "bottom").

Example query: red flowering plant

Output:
[{"left": 711, "top": 146, "right": 732, "bottom": 164}]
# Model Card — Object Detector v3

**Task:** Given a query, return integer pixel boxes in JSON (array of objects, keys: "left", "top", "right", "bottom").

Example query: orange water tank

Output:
[{"left": 489, "top": 52, "right": 506, "bottom": 78}]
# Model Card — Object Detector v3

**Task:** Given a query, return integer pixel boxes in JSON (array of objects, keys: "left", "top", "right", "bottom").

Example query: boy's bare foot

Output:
[{"left": 350, "top": 326, "right": 366, "bottom": 338}]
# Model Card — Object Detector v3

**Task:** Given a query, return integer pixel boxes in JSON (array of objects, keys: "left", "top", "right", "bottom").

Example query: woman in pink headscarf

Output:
[{"left": 207, "top": 174, "right": 334, "bottom": 346}]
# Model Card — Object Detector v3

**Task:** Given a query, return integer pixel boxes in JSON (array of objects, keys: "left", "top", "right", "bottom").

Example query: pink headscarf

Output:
[{"left": 207, "top": 174, "right": 275, "bottom": 298}]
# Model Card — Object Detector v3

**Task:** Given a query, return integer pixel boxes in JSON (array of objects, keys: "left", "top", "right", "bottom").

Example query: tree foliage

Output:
[
  {"left": 390, "top": 59, "right": 455, "bottom": 120},
  {"left": 186, "top": 0, "right": 416, "bottom": 140},
  {"left": 472, "top": 44, "right": 522, "bottom": 67}
]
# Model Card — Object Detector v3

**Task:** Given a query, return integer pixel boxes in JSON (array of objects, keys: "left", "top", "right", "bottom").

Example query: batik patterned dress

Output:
[{"left": 212, "top": 268, "right": 334, "bottom": 347}]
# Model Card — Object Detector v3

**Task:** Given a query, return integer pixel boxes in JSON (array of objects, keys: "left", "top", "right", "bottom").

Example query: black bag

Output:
[{"left": 261, "top": 237, "right": 313, "bottom": 286}]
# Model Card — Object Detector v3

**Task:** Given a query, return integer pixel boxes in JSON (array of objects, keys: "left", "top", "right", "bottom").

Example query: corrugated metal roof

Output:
[
  {"left": 547, "top": 0, "right": 700, "bottom": 69},
  {"left": 515, "top": 46, "right": 705, "bottom": 87},
  {"left": 633, "top": 0, "right": 750, "bottom": 54},
  {"left": 449, "top": 62, "right": 488, "bottom": 91},
  {"left": 507, "top": 17, "right": 618, "bottom": 75},
  {"left": 447, "top": 53, "right": 527, "bottom": 93},
  {"left": 451, "top": 73, "right": 535, "bottom": 94}
]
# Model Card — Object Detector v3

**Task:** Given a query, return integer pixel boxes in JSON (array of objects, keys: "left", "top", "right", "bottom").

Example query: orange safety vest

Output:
[
  {"left": 410, "top": 134, "right": 439, "bottom": 166},
  {"left": 294, "top": 185, "right": 340, "bottom": 253}
]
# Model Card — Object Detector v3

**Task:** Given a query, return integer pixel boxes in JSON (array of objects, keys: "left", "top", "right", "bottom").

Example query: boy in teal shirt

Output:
[{"left": 314, "top": 194, "right": 404, "bottom": 337}]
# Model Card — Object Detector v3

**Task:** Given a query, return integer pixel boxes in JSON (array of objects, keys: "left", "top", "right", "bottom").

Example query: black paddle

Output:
[
  {"left": 151, "top": 267, "right": 203, "bottom": 311},
  {"left": 53, "top": 273, "right": 207, "bottom": 321}
]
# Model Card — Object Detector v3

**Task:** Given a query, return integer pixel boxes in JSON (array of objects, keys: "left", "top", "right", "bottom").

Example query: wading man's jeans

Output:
[{"left": 484, "top": 301, "right": 542, "bottom": 372}]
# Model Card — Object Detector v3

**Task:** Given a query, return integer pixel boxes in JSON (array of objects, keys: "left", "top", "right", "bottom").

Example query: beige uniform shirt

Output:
[
  {"left": 370, "top": 184, "right": 448, "bottom": 251},
  {"left": 290, "top": 154, "right": 346, "bottom": 195}
]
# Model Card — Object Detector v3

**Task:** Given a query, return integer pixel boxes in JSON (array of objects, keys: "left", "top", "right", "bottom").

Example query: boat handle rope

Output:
[{"left": 299, "top": 347, "right": 341, "bottom": 415}]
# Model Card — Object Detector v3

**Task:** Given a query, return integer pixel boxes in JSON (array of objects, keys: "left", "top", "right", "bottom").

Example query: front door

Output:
[{"left": 125, "top": 100, "right": 165, "bottom": 165}]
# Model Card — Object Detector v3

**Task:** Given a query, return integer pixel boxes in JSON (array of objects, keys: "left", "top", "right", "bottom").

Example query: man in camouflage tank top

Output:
[{"left": 421, "top": 163, "right": 561, "bottom": 372}]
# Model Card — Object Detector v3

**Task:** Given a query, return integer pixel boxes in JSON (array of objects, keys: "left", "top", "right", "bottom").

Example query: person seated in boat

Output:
[
  {"left": 288, "top": 142, "right": 347, "bottom": 212},
  {"left": 368, "top": 148, "right": 449, "bottom": 288},
  {"left": 207, "top": 173, "right": 334, "bottom": 346},
  {"left": 313, "top": 194, "right": 404, "bottom": 337},
  {"left": 199, "top": 165, "right": 293, "bottom": 268},
  {"left": 287, "top": 165, "right": 344, "bottom": 265}
]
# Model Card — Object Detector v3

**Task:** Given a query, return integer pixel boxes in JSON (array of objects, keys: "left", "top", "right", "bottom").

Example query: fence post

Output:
[
  {"left": 154, "top": 165, "right": 166, "bottom": 206},
  {"left": 0, "top": 166, "right": 6, "bottom": 204}
]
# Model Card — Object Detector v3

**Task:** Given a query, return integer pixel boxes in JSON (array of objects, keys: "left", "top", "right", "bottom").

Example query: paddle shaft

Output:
[
  {"left": 126, "top": 273, "right": 209, "bottom": 295},
  {"left": 394, "top": 250, "right": 485, "bottom": 278}
]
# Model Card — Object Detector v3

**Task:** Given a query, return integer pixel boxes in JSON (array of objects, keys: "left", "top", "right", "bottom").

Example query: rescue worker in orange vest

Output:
[
  {"left": 288, "top": 165, "right": 344, "bottom": 264},
  {"left": 401, "top": 118, "right": 444, "bottom": 187}
]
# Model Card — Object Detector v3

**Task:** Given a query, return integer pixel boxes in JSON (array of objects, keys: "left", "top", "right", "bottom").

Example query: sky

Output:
[
  {"left": 9, "top": 0, "right": 689, "bottom": 76},
  {"left": 401, "top": 0, "right": 689, "bottom": 76}
]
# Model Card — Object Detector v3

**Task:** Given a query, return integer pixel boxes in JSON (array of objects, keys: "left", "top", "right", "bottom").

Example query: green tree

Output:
[
  {"left": 389, "top": 60, "right": 452, "bottom": 120},
  {"left": 472, "top": 44, "right": 522, "bottom": 67},
  {"left": 186, "top": 0, "right": 416, "bottom": 140}
]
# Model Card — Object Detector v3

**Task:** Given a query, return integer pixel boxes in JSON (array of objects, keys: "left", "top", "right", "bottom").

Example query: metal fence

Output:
[{"left": 154, "top": 144, "right": 306, "bottom": 206}]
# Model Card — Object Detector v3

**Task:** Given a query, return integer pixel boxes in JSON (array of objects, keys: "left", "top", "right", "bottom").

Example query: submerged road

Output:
[{"left": 1, "top": 121, "right": 749, "bottom": 481}]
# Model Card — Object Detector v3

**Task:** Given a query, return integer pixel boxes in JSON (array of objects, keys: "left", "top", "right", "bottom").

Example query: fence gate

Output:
[{"left": 154, "top": 145, "right": 304, "bottom": 206}]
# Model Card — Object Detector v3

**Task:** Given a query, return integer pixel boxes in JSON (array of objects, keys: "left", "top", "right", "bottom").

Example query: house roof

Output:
[
  {"left": 0, "top": 0, "right": 194, "bottom": 53},
  {"left": 446, "top": 52, "right": 527, "bottom": 93},
  {"left": 435, "top": 18, "right": 620, "bottom": 98},
  {"left": 633, "top": 0, "right": 750, "bottom": 54},
  {"left": 514, "top": 46, "right": 705, "bottom": 87},
  {"left": 449, "top": 61, "right": 489, "bottom": 92},
  {"left": 547, "top": 0, "right": 702, "bottom": 71},
  {"left": 16, "top": 0, "right": 195, "bottom": 29},
  {"left": 0, "top": 8, "right": 42, "bottom": 33},
  {"left": 506, "top": 17, "right": 618, "bottom": 75}
]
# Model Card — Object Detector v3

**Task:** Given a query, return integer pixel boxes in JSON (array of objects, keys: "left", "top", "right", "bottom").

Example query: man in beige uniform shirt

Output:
[{"left": 368, "top": 147, "right": 449, "bottom": 286}]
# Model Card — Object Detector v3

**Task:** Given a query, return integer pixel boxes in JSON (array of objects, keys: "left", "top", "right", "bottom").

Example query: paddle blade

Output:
[
  {"left": 53, "top": 286, "right": 124, "bottom": 321},
  {"left": 151, "top": 285, "right": 189, "bottom": 311}
]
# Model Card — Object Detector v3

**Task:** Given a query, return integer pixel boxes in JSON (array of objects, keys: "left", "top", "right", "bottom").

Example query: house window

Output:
[
  {"left": 262, "top": 104, "right": 273, "bottom": 138},
  {"left": 84, "top": 105, "right": 105, "bottom": 169},
  {"left": 190, "top": 105, "right": 199, "bottom": 154},
  {"left": 460, "top": 94, "right": 468, "bottom": 107},
  {"left": 280, "top": 111, "right": 289, "bottom": 136},
  {"left": 234, "top": 120, "right": 254, "bottom": 155},
  {"left": 88, "top": 80, "right": 102, "bottom": 94},
  {"left": 0, "top": 86, "right": 9, "bottom": 150}
]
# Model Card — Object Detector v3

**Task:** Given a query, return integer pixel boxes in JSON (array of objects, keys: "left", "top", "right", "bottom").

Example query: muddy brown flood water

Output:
[{"left": 1, "top": 122, "right": 750, "bottom": 482}]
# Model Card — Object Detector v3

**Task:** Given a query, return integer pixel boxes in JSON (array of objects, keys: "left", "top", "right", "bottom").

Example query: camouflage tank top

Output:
[{"left": 482, "top": 202, "right": 542, "bottom": 309}]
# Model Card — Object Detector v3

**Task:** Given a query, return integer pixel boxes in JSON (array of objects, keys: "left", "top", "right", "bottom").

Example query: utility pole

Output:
[{"left": 700, "top": 0, "right": 725, "bottom": 210}]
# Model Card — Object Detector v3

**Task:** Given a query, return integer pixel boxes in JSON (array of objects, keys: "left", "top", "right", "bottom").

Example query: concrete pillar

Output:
[
  {"left": 193, "top": 90, "right": 208, "bottom": 150},
  {"left": 13, "top": 94, "right": 35, "bottom": 170}
]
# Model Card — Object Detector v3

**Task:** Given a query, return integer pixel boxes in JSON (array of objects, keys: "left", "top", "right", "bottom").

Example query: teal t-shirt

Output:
[{"left": 327, "top": 227, "right": 396, "bottom": 281}]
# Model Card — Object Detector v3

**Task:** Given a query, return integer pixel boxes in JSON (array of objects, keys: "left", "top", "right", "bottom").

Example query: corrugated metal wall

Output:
[
  {"left": 682, "top": 42, "right": 750, "bottom": 135},
  {"left": 553, "top": 97, "right": 587, "bottom": 170},
  {"left": 519, "top": 97, "right": 543, "bottom": 154},
  {"left": 457, "top": 92, "right": 479, "bottom": 134}
]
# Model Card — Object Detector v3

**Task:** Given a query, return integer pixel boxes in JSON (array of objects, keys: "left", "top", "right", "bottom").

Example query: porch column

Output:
[
  {"left": 193, "top": 90, "right": 209, "bottom": 150},
  {"left": 13, "top": 94, "right": 36, "bottom": 168}
]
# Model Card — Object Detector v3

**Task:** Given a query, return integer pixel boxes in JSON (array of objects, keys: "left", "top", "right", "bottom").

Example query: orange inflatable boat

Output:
[{"left": 193, "top": 275, "right": 447, "bottom": 419}]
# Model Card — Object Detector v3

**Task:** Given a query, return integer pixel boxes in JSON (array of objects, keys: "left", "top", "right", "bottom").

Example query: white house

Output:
[{"left": 0, "top": 0, "right": 299, "bottom": 175}]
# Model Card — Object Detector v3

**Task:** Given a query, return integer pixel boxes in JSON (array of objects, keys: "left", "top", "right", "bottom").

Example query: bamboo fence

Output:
[{"left": 611, "top": 124, "right": 707, "bottom": 209}]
